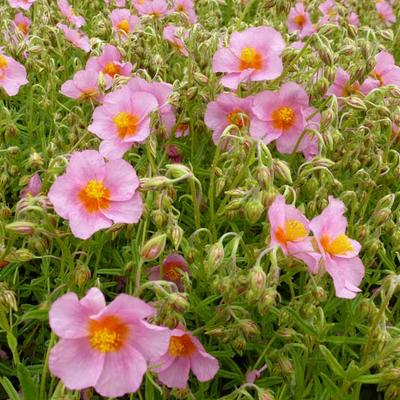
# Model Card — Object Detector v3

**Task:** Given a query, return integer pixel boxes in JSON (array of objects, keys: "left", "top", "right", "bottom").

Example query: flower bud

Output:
[
  {"left": 140, "top": 176, "right": 170, "bottom": 190},
  {"left": 151, "top": 209, "right": 168, "bottom": 228},
  {"left": 345, "top": 96, "right": 367, "bottom": 111},
  {"left": 0, "top": 284, "right": 17, "bottom": 311},
  {"left": 273, "top": 159, "right": 292, "bottom": 183},
  {"left": 166, "top": 163, "right": 192, "bottom": 179},
  {"left": 193, "top": 72, "right": 209, "bottom": 85},
  {"left": 372, "top": 208, "right": 391, "bottom": 226},
  {"left": 244, "top": 198, "right": 264, "bottom": 224},
  {"left": 6, "top": 249, "right": 34, "bottom": 262},
  {"left": 257, "top": 288, "right": 278, "bottom": 315},
  {"left": 168, "top": 225, "right": 183, "bottom": 249},
  {"left": 5, "top": 221, "right": 36, "bottom": 235},
  {"left": 249, "top": 265, "right": 266, "bottom": 295},
  {"left": 168, "top": 293, "right": 190, "bottom": 312},
  {"left": 239, "top": 319, "right": 260, "bottom": 339},
  {"left": 74, "top": 263, "right": 91, "bottom": 287},
  {"left": 208, "top": 242, "right": 224, "bottom": 271},
  {"left": 140, "top": 234, "right": 167, "bottom": 261}
]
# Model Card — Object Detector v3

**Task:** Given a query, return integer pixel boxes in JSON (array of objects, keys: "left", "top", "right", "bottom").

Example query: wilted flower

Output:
[
  {"left": 0, "top": 49, "right": 28, "bottom": 96},
  {"left": 48, "top": 150, "right": 143, "bottom": 239},
  {"left": 109, "top": 9, "right": 140, "bottom": 41},
  {"left": 20, "top": 173, "right": 42, "bottom": 198},
  {"left": 376, "top": 1, "right": 396, "bottom": 26},
  {"left": 60, "top": 69, "right": 103, "bottom": 102},
  {"left": 318, "top": 0, "right": 339, "bottom": 25},
  {"left": 246, "top": 364, "right": 267, "bottom": 384},
  {"left": 212, "top": 26, "right": 285, "bottom": 90},
  {"left": 8, "top": 0, "right": 36, "bottom": 10},
  {"left": 11, "top": 13, "right": 31, "bottom": 39},
  {"left": 287, "top": 3, "right": 315, "bottom": 38},
  {"left": 57, "top": 23, "right": 91, "bottom": 52},
  {"left": 163, "top": 25, "right": 189, "bottom": 56},
  {"left": 173, "top": 0, "right": 197, "bottom": 23},
  {"left": 49, "top": 288, "right": 170, "bottom": 397},
  {"left": 57, "top": 0, "right": 85, "bottom": 28}
]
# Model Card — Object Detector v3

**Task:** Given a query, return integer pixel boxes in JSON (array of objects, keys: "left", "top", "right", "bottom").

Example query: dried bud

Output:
[
  {"left": 140, "top": 234, "right": 167, "bottom": 261},
  {"left": 255, "top": 166, "right": 273, "bottom": 189},
  {"left": 239, "top": 319, "right": 260, "bottom": 339},
  {"left": 208, "top": 242, "right": 224, "bottom": 271},
  {"left": 0, "top": 284, "right": 17, "bottom": 311},
  {"left": 74, "top": 263, "right": 91, "bottom": 287}
]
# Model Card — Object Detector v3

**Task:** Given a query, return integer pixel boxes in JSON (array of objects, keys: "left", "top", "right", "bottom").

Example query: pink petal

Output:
[
  {"left": 157, "top": 356, "right": 190, "bottom": 388},
  {"left": 100, "top": 192, "right": 143, "bottom": 224}
]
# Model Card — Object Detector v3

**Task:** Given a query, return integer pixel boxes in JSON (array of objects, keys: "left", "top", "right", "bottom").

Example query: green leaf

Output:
[
  {"left": 17, "top": 363, "right": 39, "bottom": 400},
  {"left": 0, "top": 377, "right": 20, "bottom": 400},
  {"left": 319, "top": 345, "right": 345, "bottom": 378},
  {"left": 19, "top": 308, "right": 49, "bottom": 322},
  {"left": 285, "top": 307, "right": 318, "bottom": 336}
]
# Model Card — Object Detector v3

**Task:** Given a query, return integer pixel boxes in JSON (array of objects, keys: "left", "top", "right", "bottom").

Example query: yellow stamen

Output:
[
  {"left": 168, "top": 334, "right": 196, "bottom": 357},
  {"left": 272, "top": 106, "right": 295, "bottom": 130},
  {"left": 275, "top": 219, "right": 307, "bottom": 244},
  {"left": 116, "top": 19, "right": 130, "bottom": 34},
  {"left": 103, "top": 62, "right": 121, "bottom": 77},
  {"left": 0, "top": 55, "right": 8, "bottom": 69},
  {"left": 239, "top": 47, "right": 262, "bottom": 71},
  {"left": 321, "top": 234, "right": 353, "bottom": 255},
  {"left": 113, "top": 112, "right": 140, "bottom": 138}
]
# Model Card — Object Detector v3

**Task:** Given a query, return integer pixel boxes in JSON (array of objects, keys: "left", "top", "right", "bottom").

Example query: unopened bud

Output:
[
  {"left": 193, "top": 72, "right": 208, "bottom": 85},
  {"left": 168, "top": 225, "right": 183, "bottom": 249},
  {"left": 0, "top": 284, "right": 17, "bottom": 311},
  {"left": 140, "top": 234, "right": 167, "bottom": 261},
  {"left": 345, "top": 96, "right": 367, "bottom": 111},
  {"left": 168, "top": 293, "right": 190, "bottom": 312},
  {"left": 140, "top": 176, "right": 170, "bottom": 190},
  {"left": 5, "top": 221, "right": 36, "bottom": 235},
  {"left": 372, "top": 208, "right": 391, "bottom": 226},
  {"left": 244, "top": 198, "right": 264, "bottom": 224},
  {"left": 249, "top": 265, "right": 266, "bottom": 295},
  {"left": 273, "top": 159, "right": 292, "bottom": 183},
  {"left": 74, "top": 263, "right": 91, "bottom": 287},
  {"left": 208, "top": 242, "right": 224, "bottom": 271}
]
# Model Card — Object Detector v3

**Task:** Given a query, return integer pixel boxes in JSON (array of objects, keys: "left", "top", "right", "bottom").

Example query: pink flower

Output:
[
  {"left": 148, "top": 253, "right": 189, "bottom": 290},
  {"left": 327, "top": 68, "right": 361, "bottom": 97},
  {"left": 88, "top": 86, "right": 159, "bottom": 159},
  {"left": 0, "top": 49, "right": 28, "bottom": 96},
  {"left": 86, "top": 44, "right": 132, "bottom": 88},
  {"left": 212, "top": 26, "right": 285, "bottom": 90},
  {"left": 246, "top": 364, "right": 267, "bottom": 384},
  {"left": 318, "top": 0, "right": 339, "bottom": 25},
  {"left": 360, "top": 51, "right": 400, "bottom": 94},
  {"left": 173, "top": 0, "right": 197, "bottom": 24},
  {"left": 57, "top": 23, "right": 91, "bottom": 52},
  {"left": 109, "top": 9, "right": 141, "bottom": 41},
  {"left": 11, "top": 13, "right": 31, "bottom": 38},
  {"left": 204, "top": 92, "right": 254, "bottom": 144},
  {"left": 134, "top": 0, "right": 170, "bottom": 18},
  {"left": 376, "top": 1, "right": 396, "bottom": 26},
  {"left": 309, "top": 196, "right": 365, "bottom": 299},
  {"left": 49, "top": 288, "right": 170, "bottom": 397},
  {"left": 175, "top": 123, "right": 190, "bottom": 137},
  {"left": 57, "top": 0, "right": 86, "bottom": 28},
  {"left": 60, "top": 69, "right": 102, "bottom": 102},
  {"left": 348, "top": 11, "right": 359, "bottom": 27},
  {"left": 153, "top": 326, "right": 219, "bottom": 388},
  {"left": 163, "top": 25, "right": 189, "bottom": 56},
  {"left": 287, "top": 3, "right": 315, "bottom": 38},
  {"left": 20, "top": 173, "right": 42, "bottom": 198},
  {"left": 48, "top": 150, "right": 143, "bottom": 239},
  {"left": 127, "top": 76, "right": 176, "bottom": 133},
  {"left": 8, "top": 0, "right": 36, "bottom": 10},
  {"left": 250, "top": 82, "right": 308, "bottom": 149}
]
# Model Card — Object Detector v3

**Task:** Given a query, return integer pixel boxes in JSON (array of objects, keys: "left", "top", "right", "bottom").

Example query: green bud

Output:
[{"left": 140, "top": 234, "right": 167, "bottom": 261}]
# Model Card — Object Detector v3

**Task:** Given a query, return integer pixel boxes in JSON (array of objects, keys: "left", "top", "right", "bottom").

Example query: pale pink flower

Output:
[
  {"left": 173, "top": 0, "right": 197, "bottom": 24},
  {"left": 49, "top": 288, "right": 170, "bottom": 397},
  {"left": 309, "top": 196, "right": 365, "bottom": 299},
  {"left": 57, "top": 0, "right": 85, "bottom": 28},
  {"left": 212, "top": 26, "right": 285, "bottom": 90},
  {"left": 88, "top": 86, "right": 159, "bottom": 159},
  {"left": 109, "top": 9, "right": 141, "bottom": 41},
  {"left": 348, "top": 11, "right": 359, "bottom": 27},
  {"left": 48, "top": 150, "right": 143, "bottom": 239},
  {"left": 153, "top": 326, "right": 219, "bottom": 388},
  {"left": 327, "top": 68, "right": 361, "bottom": 97},
  {"left": 8, "top": 0, "right": 36, "bottom": 10},
  {"left": 318, "top": 0, "right": 339, "bottom": 25},
  {"left": 60, "top": 69, "right": 103, "bottom": 102},
  {"left": 250, "top": 82, "right": 308, "bottom": 149},
  {"left": 11, "top": 13, "right": 31, "bottom": 39},
  {"left": 57, "top": 23, "right": 91, "bottom": 52},
  {"left": 163, "top": 25, "right": 189, "bottom": 56},
  {"left": 287, "top": 3, "right": 315, "bottom": 38},
  {"left": 0, "top": 49, "right": 28, "bottom": 96},
  {"left": 134, "top": 0, "right": 170, "bottom": 18},
  {"left": 20, "top": 173, "right": 42, "bottom": 198},
  {"left": 204, "top": 92, "right": 255, "bottom": 144},
  {"left": 148, "top": 253, "right": 189, "bottom": 290},
  {"left": 376, "top": 1, "right": 396, "bottom": 26},
  {"left": 127, "top": 76, "right": 176, "bottom": 133},
  {"left": 86, "top": 44, "right": 132, "bottom": 88},
  {"left": 360, "top": 50, "right": 400, "bottom": 94}
]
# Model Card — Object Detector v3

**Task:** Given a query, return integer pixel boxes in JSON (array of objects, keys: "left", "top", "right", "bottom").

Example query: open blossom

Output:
[
  {"left": 0, "top": 49, "right": 28, "bottom": 96},
  {"left": 327, "top": 68, "right": 361, "bottom": 97},
  {"left": 212, "top": 26, "right": 285, "bottom": 90},
  {"left": 204, "top": 92, "right": 255, "bottom": 145},
  {"left": 57, "top": 23, "right": 90, "bottom": 52},
  {"left": 376, "top": 1, "right": 396, "bottom": 26},
  {"left": 109, "top": 9, "right": 140, "bottom": 41},
  {"left": 88, "top": 86, "right": 159, "bottom": 159},
  {"left": 173, "top": 0, "right": 197, "bottom": 24},
  {"left": 287, "top": 3, "right": 315, "bottom": 38},
  {"left": 318, "top": 0, "right": 339, "bottom": 25},
  {"left": 127, "top": 76, "right": 175, "bottom": 133},
  {"left": 309, "top": 197, "right": 365, "bottom": 299},
  {"left": 8, "top": 0, "right": 36, "bottom": 10},
  {"left": 163, "top": 25, "right": 189, "bottom": 56},
  {"left": 134, "top": 0, "right": 170, "bottom": 18},
  {"left": 49, "top": 288, "right": 170, "bottom": 397},
  {"left": 360, "top": 51, "right": 400, "bottom": 94},
  {"left": 60, "top": 69, "right": 102, "bottom": 102},
  {"left": 86, "top": 45, "right": 132, "bottom": 88},
  {"left": 153, "top": 326, "right": 219, "bottom": 388},
  {"left": 48, "top": 150, "right": 143, "bottom": 239},
  {"left": 11, "top": 13, "right": 31, "bottom": 39},
  {"left": 250, "top": 82, "right": 309, "bottom": 150},
  {"left": 20, "top": 173, "right": 42, "bottom": 198},
  {"left": 57, "top": 0, "right": 85, "bottom": 28}
]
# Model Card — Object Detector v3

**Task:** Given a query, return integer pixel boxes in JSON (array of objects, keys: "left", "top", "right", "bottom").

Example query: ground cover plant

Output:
[{"left": 0, "top": 0, "right": 400, "bottom": 399}]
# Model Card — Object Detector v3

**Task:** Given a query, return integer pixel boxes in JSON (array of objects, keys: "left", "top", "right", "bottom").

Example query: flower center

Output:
[
  {"left": 328, "top": 8, "right": 336, "bottom": 17},
  {"left": 177, "top": 4, "right": 185, "bottom": 11},
  {"left": 320, "top": 234, "right": 353, "bottom": 256},
  {"left": 0, "top": 55, "right": 8, "bottom": 69},
  {"left": 293, "top": 15, "right": 306, "bottom": 27},
  {"left": 79, "top": 88, "right": 99, "bottom": 100},
  {"left": 88, "top": 315, "right": 128, "bottom": 353},
  {"left": 272, "top": 106, "right": 295, "bottom": 130},
  {"left": 168, "top": 334, "right": 196, "bottom": 357},
  {"left": 371, "top": 71, "right": 384, "bottom": 86},
  {"left": 275, "top": 219, "right": 307, "bottom": 244},
  {"left": 116, "top": 19, "right": 130, "bottom": 34},
  {"left": 113, "top": 112, "right": 140, "bottom": 138},
  {"left": 17, "top": 22, "right": 29, "bottom": 35},
  {"left": 227, "top": 109, "right": 249, "bottom": 128},
  {"left": 239, "top": 47, "right": 262, "bottom": 71},
  {"left": 341, "top": 82, "right": 360, "bottom": 96},
  {"left": 78, "top": 179, "right": 110, "bottom": 213},
  {"left": 103, "top": 62, "right": 121, "bottom": 77},
  {"left": 164, "top": 263, "right": 182, "bottom": 281}
]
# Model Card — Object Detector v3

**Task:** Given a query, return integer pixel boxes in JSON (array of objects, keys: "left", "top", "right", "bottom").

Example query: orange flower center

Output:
[
  {"left": 164, "top": 263, "right": 183, "bottom": 281},
  {"left": 328, "top": 8, "right": 336, "bottom": 17},
  {"left": 78, "top": 179, "right": 110, "bottom": 213},
  {"left": 275, "top": 219, "right": 307, "bottom": 245},
  {"left": 320, "top": 234, "right": 353, "bottom": 256},
  {"left": 272, "top": 106, "right": 295, "bottom": 130},
  {"left": 113, "top": 112, "right": 140, "bottom": 138},
  {"left": 168, "top": 334, "right": 196, "bottom": 357},
  {"left": 0, "top": 55, "right": 8, "bottom": 69},
  {"left": 371, "top": 71, "right": 384, "bottom": 86},
  {"left": 293, "top": 15, "right": 306, "bottom": 27},
  {"left": 177, "top": 4, "right": 185, "bottom": 11},
  {"left": 79, "top": 88, "right": 99, "bottom": 100},
  {"left": 239, "top": 47, "right": 262, "bottom": 71},
  {"left": 341, "top": 82, "right": 360, "bottom": 96},
  {"left": 103, "top": 62, "right": 121, "bottom": 77},
  {"left": 116, "top": 19, "right": 130, "bottom": 34},
  {"left": 227, "top": 109, "right": 249, "bottom": 128},
  {"left": 17, "top": 22, "right": 29, "bottom": 35},
  {"left": 88, "top": 315, "right": 128, "bottom": 353}
]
